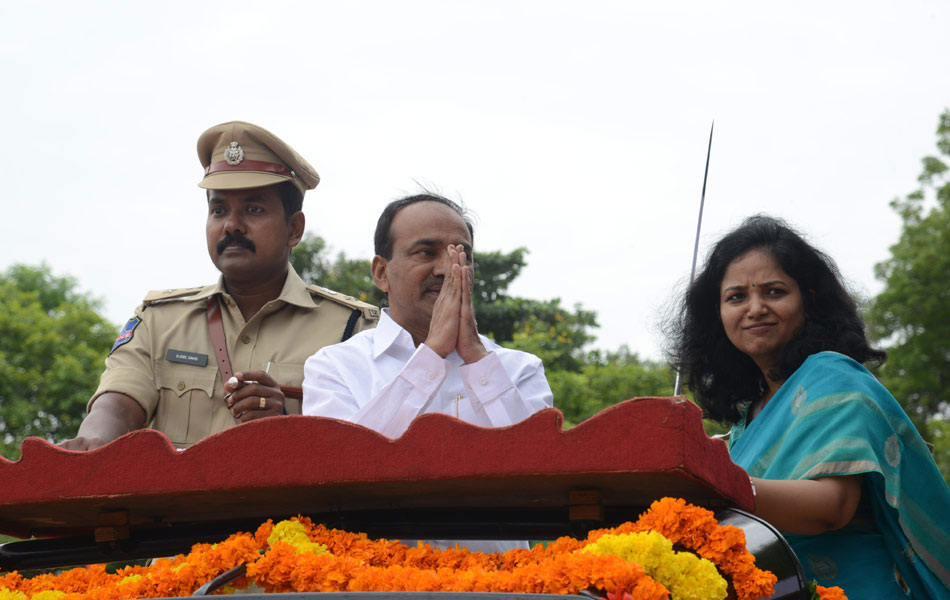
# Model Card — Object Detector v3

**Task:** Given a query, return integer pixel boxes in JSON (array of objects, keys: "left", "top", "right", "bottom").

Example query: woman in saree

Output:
[{"left": 667, "top": 215, "right": 950, "bottom": 598}]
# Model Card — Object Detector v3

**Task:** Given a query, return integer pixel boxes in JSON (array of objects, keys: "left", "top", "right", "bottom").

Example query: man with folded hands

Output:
[{"left": 302, "top": 193, "right": 553, "bottom": 552}]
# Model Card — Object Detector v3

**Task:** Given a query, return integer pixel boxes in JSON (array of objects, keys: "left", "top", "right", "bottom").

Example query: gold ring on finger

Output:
[{"left": 259, "top": 397, "right": 267, "bottom": 409}]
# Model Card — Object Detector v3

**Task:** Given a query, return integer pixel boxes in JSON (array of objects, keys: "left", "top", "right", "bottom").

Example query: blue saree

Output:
[{"left": 728, "top": 352, "right": 950, "bottom": 599}]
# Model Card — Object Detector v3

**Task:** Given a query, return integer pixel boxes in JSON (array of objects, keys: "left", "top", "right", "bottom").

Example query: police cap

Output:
[{"left": 197, "top": 121, "right": 319, "bottom": 197}]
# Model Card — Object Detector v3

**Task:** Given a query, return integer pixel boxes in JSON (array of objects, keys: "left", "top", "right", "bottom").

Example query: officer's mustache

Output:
[{"left": 217, "top": 231, "right": 256, "bottom": 255}]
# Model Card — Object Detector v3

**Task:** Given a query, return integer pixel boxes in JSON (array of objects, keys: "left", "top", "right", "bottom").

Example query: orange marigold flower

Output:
[
  {"left": 815, "top": 584, "right": 848, "bottom": 600},
  {"left": 5, "top": 499, "right": 782, "bottom": 600},
  {"left": 621, "top": 497, "right": 777, "bottom": 600}
]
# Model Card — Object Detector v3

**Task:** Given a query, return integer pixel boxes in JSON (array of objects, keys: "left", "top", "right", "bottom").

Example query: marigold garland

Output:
[
  {"left": 591, "top": 497, "right": 778, "bottom": 600},
  {"left": 1, "top": 531, "right": 260, "bottom": 600},
  {"left": 584, "top": 532, "right": 727, "bottom": 600},
  {"left": 247, "top": 535, "right": 666, "bottom": 597},
  {"left": 266, "top": 520, "right": 329, "bottom": 556},
  {"left": 0, "top": 498, "right": 848, "bottom": 600}
]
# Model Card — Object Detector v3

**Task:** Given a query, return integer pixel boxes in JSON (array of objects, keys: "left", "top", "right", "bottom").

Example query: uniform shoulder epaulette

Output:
[
  {"left": 142, "top": 286, "right": 206, "bottom": 306},
  {"left": 306, "top": 285, "right": 380, "bottom": 320}
]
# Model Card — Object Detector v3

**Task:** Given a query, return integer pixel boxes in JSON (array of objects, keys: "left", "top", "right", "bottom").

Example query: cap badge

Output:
[{"left": 224, "top": 141, "right": 245, "bottom": 166}]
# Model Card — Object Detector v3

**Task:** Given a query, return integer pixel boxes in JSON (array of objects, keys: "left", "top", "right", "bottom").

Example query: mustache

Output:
[
  {"left": 216, "top": 231, "right": 256, "bottom": 255},
  {"left": 423, "top": 276, "right": 443, "bottom": 291}
]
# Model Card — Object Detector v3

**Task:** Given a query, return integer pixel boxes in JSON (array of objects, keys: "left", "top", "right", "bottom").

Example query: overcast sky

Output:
[{"left": 2, "top": 1, "right": 948, "bottom": 361}]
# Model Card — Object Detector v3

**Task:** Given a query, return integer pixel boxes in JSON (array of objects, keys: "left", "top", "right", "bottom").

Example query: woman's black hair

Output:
[{"left": 666, "top": 214, "right": 886, "bottom": 423}]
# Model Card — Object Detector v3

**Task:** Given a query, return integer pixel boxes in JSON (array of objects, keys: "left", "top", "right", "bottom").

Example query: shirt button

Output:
[
  {"left": 177, "top": 381, "right": 185, "bottom": 391},
  {"left": 427, "top": 371, "right": 436, "bottom": 381},
  {"left": 241, "top": 335, "right": 251, "bottom": 344},
  {"left": 479, "top": 377, "right": 488, "bottom": 386}
]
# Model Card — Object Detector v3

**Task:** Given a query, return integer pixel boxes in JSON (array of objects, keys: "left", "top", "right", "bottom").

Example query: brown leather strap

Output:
[
  {"left": 280, "top": 386, "right": 302, "bottom": 400},
  {"left": 206, "top": 297, "right": 233, "bottom": 385},
  {"left": 204, "top": 159, "right": 294, "bottom": 178},
  {"left": 207, "top": 296, "right": 301, "bottom": 404}
]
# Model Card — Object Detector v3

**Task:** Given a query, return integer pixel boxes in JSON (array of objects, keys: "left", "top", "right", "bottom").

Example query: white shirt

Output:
[
  {"left": 302, "top": 309, "right": 554, "bottom": 553},
  {"left": 303, "top": 309, "right": 553, "bottom": 438}
]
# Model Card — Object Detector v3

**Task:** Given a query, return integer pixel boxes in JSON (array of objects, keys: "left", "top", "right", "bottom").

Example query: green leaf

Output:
[
  {"left": 868, "top": 109, "right": 950, "bottom": 457},
  {"left": 0, "top": 264, "right": 117, "bottom": 459}
]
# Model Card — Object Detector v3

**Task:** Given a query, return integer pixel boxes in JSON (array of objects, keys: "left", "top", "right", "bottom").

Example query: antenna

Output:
[{"left": 673, "top": 121, "right": 714, "bottom": 397}]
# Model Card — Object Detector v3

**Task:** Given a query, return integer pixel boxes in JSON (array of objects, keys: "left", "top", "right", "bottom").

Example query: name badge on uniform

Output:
[{"left": 165, "top": 349, "right": 209, "bottom": 367}]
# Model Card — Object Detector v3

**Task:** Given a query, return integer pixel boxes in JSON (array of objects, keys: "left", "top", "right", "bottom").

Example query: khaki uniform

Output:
[{"left": 91, "top": 267, "right": 378, "bottom": 448}]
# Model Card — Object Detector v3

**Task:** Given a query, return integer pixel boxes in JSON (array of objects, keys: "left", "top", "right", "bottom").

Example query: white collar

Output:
[
  {"left": 372, "top": 309, "right": 465, "bottom": 367},
  {"left": 372, "top": 309, "right": 417, "bottom": 359}
]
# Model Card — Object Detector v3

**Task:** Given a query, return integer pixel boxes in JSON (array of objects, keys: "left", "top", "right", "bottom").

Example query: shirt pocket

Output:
[
  {"left": 153, "top": 361, "right": 218, "bottom": 444},
  {"left": 266, "top": 361, "right": 304, "bottom": 414}
]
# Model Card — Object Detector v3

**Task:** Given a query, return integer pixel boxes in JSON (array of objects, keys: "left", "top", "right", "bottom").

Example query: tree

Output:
[
  {"left": 930, "top": 419, "right": 950, "bottom": 486},
  {"left": 0, "top": 265, "right": 117, "bottom": 458},
  {"left": 869, "top": 110, "right": 950, "bottom": 429},
  {"left": 547, "top": 346, "right": 675, "bottom": 426},
  {"left": 502, "top": 305, "right": 599, "bottom": 372},
  {"left": 473, "top": 249, "right": 600, "bottom": 356},
  {"left": 291, "top": 233, "right": 386, "bottom": 306}
]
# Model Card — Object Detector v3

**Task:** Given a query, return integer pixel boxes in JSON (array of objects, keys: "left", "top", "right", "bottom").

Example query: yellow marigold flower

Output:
[
  {"left": 659, "top": 552, "right": 727, "bottom": 600},
  {"left": 268, "top": 519, "right": 331, "bottom": 556},
  {"left": 116, "top": 572, "right": 145, "bottom": 597},
  {"left": 0, "top": 589, "right": 27, "bottom": 600},
  {"left": 30, "top": 592, "right": 67, "bottom": 600},
  {"left": 584, "top": 531, "right": 727, "bottom": 600}
]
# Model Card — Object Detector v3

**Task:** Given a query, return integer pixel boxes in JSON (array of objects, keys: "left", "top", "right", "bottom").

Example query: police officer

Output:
[{"left": 61, "top": 121, "right": 378, "bottom": 451}]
